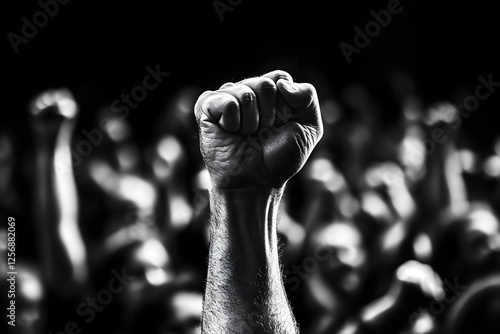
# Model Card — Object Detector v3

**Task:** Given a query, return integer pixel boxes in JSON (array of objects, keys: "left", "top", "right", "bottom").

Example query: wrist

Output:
[
  {"left": 209, "top": 186, "right": 283, "bottom": 244},
  {"left": 210, "top": 186, "right": 284, "bottom": 204}
]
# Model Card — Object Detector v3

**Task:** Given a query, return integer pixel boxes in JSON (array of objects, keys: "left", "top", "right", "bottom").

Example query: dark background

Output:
[
  {"left": 4, "top": 0, "right": 500, "bottom": 130},
  {"left": 2, "top": 0, "right": 500, "bottom": 251}
]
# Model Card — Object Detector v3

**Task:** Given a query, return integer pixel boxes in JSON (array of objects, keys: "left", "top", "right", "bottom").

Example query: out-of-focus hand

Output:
[
  {"left": 393, "top": 260, "right": 445, "bottom": 301},
  {"left": 29, "top": 88, "right": 78, "bottom": 136}
]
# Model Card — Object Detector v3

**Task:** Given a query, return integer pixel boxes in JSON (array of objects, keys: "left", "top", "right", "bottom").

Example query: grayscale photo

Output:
[{"left": 3, "top": 1, "right": 500, "bottom": 333}]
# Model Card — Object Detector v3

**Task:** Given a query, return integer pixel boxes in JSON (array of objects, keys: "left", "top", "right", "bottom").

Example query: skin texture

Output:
[{"left": 194, "top": 70, "right": 323, "bottom": 333}]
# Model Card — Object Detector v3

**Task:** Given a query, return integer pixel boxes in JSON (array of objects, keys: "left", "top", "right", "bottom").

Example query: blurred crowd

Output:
[{"left": 1, "top": 68, "right": 500, "bottom": 334}]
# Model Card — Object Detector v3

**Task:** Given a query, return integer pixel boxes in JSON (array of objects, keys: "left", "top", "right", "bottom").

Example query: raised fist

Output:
[
  {"left": 194, "top": 70, "right": 323, "bottom": 189},
  {"left": 29, "top": 88, "right": 78, "bottom": 135},
  {"left": 393, "top": 260, "right": 445, "bottom": 301}
]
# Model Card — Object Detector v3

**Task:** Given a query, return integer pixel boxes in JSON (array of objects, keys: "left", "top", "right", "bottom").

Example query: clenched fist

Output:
[
  {"left": 195, "top": 71, "right": 323, "bottom": 333},
  {"left": 194, "top": 70, "right": 323, "bottom": 189}
]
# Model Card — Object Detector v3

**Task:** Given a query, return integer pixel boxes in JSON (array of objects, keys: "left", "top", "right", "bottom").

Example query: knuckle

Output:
[
  {"left": 270, "top": 70, "right": 292, "bottom": 81},
  {"left": 240, "top": 91, "right": 256, "bottom": 104},
  {"left": 194, "top": 91, "right": 212, "bottom": 113},
  {"left": 256, "top": 78, "right": 277, "bottom": 93},
  {"left": 225, "top": 98, "right": 239, "bottom": 111},
  {"left": 197, "top": 90, "right": 213, "bottom": 103},
  {"left": 219, "top": 97, "right": 240, "bottom": 117},
  {"left": 301, "top": 83, "right": 317, "bottom": 103},
  {"left": 219, "top": 82, "right": 235, "bottom": 90},
  {"left": 303, "top": 83, "right": 317, "bottom": 95},
  {"left": 216, "top": 94, "right": 238, "bottom": 110}
]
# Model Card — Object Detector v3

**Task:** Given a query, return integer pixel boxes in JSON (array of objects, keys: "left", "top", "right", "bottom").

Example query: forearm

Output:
[
  {"left": 35, "top": 127, "right": 88, "bottom": 296},
  {"left": 202, "top": 186, "right": 297, "bottom": 334}
]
